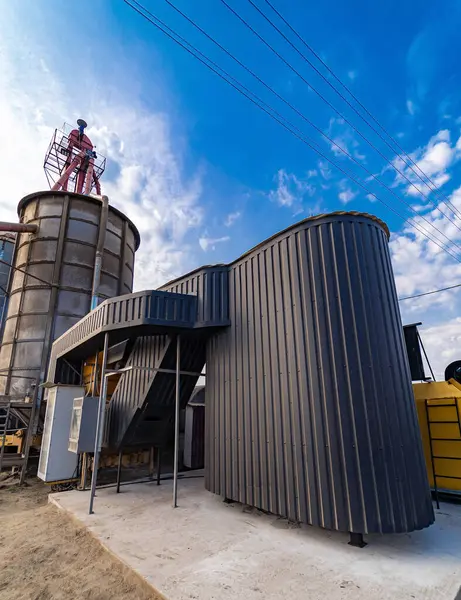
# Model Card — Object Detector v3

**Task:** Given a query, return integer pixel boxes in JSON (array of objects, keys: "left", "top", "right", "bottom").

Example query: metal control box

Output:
[
  {"left": 68, "top": 396, "right": 98, "bottom": 453},
  {"left": 38, "top": 385, "right": 85, "bottom": 482}
]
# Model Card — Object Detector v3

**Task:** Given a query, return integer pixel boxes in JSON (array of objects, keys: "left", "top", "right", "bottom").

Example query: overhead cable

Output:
[
  {"left": 259, "top": 0, "right": 461, "bottom": 222},
  {"left": 221, "top": 0, "right": 461, "bottom": 238},
  {"left": 161, "top": 0, "right": 461, "bottom": 256},
  {"left": 122, "top": 0, "right": 461, "bottom": 264},
  {"left": 398, "top": 282, "right": 461, "bottom": 301}
]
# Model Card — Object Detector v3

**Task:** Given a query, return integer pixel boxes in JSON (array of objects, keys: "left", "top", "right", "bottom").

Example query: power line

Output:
[
  {"left": 246, "top": 0, "right": 461, "bottom": 226},
  {"left": 399, "top": 282, "right": 461, "bottom": 301},
  {"left": 160, "top": 0, "right": 461, "bottom": 257},
  {"left": 122, "top": 0, "right": 461, "bottom": 264},
  {"left": 260, "top": 0, "right": 461, "bottom": 223},
  {"left": 221, "top": 0, "right": 461, "bottom": 239}
]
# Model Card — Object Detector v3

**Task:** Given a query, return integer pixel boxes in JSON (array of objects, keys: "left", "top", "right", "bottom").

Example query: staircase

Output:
[
  {"left": 425, "top": 397, "right": 461, "bottom": 506},
  {"left": 105, "top": 334, "right": 206, "bottom": 450},
  {"left": 0, "top": 391, "right": 37, "bottom": 479}
]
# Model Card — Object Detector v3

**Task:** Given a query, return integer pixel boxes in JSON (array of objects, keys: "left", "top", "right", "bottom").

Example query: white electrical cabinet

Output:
[{"left": 38, "top": 384, "right": 85, "bottom": 483}]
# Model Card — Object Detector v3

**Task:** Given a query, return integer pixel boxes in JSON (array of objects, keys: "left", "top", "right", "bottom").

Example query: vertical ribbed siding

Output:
[
  {"left": 105, "top": 335, "right": 170, "bottom": 447},
  {"left": 161, "top": 266, "right": 229, "bottom": 327},
  {"left": 205, "top": 214, "right": 434, "bottom": 534},
  {"left": 105, "top": 333, "right": 206, "bottom": 449}
]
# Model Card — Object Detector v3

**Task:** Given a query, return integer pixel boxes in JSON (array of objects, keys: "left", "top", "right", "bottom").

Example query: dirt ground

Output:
[{"left": 0, "top": 476, "right": 161, "bottom": 600}]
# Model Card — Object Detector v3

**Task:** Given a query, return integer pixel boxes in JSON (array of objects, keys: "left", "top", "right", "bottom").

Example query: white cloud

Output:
[
  {"left": 418, "top": 318, "right": 461, "bottom": 380},
  {"left": 347, "top": 70, "right": 357, "bottom": 81},
  {"left": 326, "top": 117, "right": 365, "bottom": 161},
  {"left": 0, "top": 23, "right": 205, "bottom": 291},
  {"left": 318, "top": 160, "right": 332, "bottom": 181},
  {"left": 391, "top": 178, "right": 461, "bottom": 379},
  {"left": 415, "top": 130, "right": 453, "bottom": 176},
  {"left": 198, "top": 235, "right": 230, "bottom": 251},
  {"left": 224, "top": 211, "right": 241, "bottom": 227},
  {"left": 338, "top": 188, "right": 356, "bottom": 204},
  {"left": 407, "top": 99, "right": 416, "bottom": 115},
  {"left": 392, "top": 129, "right": 461, "bottom": 198},
  {"left": 268, "top": 168, "right": 315, "bottom": 212}
]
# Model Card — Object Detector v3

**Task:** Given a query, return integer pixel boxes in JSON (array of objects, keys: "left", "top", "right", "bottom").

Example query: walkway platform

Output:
[{"left": 50, "top": 478, "right": 461, "bottom": 600}]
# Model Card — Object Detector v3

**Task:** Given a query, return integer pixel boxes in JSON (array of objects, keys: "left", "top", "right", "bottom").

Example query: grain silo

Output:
[{"left": 0, "top": 121, "right": 140, "bottom": 399}]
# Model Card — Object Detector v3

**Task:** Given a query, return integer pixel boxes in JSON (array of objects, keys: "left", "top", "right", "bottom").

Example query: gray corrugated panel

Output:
[
  {"left": 46, "top": 289, "right": 199, "bottom": 383},
  {"left": 105, "top": 334, "right": 206, "bottom": 449},
  {"left": 205, "top": 213, "right": 434, "bottom": 535},
  {"left": 105, "top": 334, "right": 170, "bottom": 447},
  {"left": 161, "top": 266, "right": 230, "bottom": 327}
]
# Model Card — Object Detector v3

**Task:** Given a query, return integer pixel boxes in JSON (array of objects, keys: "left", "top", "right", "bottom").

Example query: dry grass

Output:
[{"left": 0, "top": 476, "right": 161, "bottom": 600}]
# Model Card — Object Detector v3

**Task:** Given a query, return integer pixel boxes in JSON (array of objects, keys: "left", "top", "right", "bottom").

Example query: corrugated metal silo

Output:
[
  {"left": 0, "top": 233, "right": 15, "bottom": 335},
  {"left": 0, "top": 191, "right": 140, "bottom": 397},
  {"left": 205, "top": 211, "right": 434, "bottom": 535}
]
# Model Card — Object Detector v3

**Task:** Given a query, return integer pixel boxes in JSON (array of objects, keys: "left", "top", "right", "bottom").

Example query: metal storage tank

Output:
[
  {"left": 205, "top": 211, "right": 434, "bottom": 535},
  {"left": 0, "top": 233, "right": 15, "bottom": 335},
  {"left": 0, "top": 191, "right": 140, "bottom": 397}
]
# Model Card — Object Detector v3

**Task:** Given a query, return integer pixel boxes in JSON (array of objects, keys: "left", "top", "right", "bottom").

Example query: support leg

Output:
[
  {"left": 149, "top": 447, "right": 154, "bottom": 480},
  {"left": 89, "top": 331, "right": 109, "bottom": 515},
  {"left": 348, "top": 532, "right": 367, "bottom": 548},
  {"left": 172, "top": 335, "right": 180, "bottom": 507},
  {"left": 116, "top": 450, "right": 122, "bottom": 494},
  {"left": 80, "top": 453, "right": 88, "bottom": 490},
  {"left": 156, "top": 448, "right": 162, "bottom": 486}
]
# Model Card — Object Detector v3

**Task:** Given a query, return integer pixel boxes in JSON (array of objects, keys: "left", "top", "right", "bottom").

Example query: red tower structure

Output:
[{"left": 43, "top": 119, "right": 106, "bottom": 195}]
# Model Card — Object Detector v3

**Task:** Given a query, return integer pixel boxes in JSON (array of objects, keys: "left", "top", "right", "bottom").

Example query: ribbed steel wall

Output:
[
  {"left": 0, "top": 191, "right": 139, "bottom": 396},
  {"left": 105, "top": 335, "right": 169, "bottom": 447},
  {"left": 205, "top": 213, "right": 434, "bottom": 534},
  {"left": 105, "top": 334, "right": 206, "bottom": 449},
  {"left": 161, "top": 266, "right": 230, "bottom": 327}
]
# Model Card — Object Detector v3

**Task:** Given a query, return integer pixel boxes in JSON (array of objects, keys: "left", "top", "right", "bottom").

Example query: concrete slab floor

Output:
[{"left": 50, "top": 478, "right": 461, "bottom": 600}]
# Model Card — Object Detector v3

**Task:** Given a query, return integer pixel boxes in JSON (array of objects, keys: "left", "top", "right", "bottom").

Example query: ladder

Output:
[
  {"left": 425, "top": 398, "right": 461, "bottom": 509},
  {"left": 0, "top": 386, "right": 38, "bottom": 484}
]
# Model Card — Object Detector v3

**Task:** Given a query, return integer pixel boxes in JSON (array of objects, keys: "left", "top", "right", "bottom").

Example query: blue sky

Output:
[{"left": 2, "top": 0, "right": 461, "bottom": 376}]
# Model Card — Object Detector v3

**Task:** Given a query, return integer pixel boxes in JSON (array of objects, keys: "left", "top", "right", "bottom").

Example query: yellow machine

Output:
[
  {"left": 1, "top": 431, "right": 24, "bottom": 454},
  {"left": 413, "top": 379, "right": 461, "bottom": 495}
]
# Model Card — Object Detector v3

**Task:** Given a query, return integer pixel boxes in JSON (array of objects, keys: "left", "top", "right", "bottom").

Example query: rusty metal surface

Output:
[
  {"left": 204, "top": 212, "right": 434, "bottom": 534},
  {"left": 0, "top": 191, "right": 139, "bottom": 396}
]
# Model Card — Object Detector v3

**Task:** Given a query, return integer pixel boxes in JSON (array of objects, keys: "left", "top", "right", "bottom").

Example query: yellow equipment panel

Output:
[
  {"left": 83, "top": 354, "right": 120, "bottom": 400},
  {"left": 413, "top": 380, "right": 461, "bottom": 493}
]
